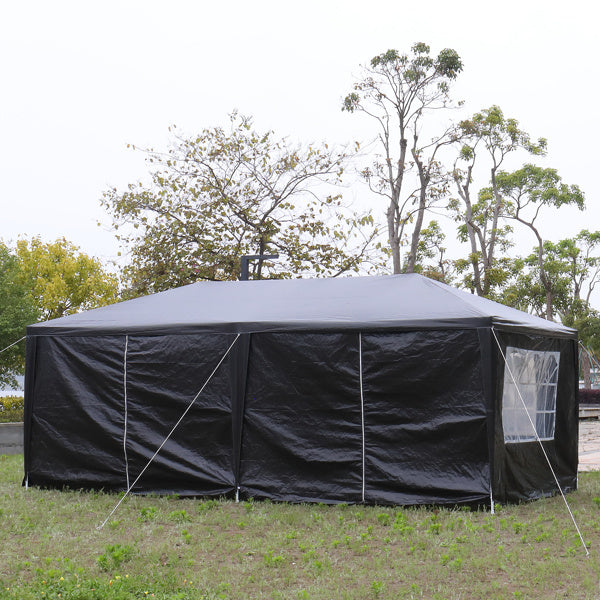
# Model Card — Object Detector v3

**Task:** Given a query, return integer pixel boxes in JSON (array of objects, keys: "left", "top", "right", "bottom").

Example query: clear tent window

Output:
[{"left": 502, "top": 347, "right": 560, "bottom": 443}]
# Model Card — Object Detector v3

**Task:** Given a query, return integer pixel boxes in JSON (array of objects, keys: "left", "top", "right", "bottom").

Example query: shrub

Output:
[
  {"left": 0, "top": 396, "right": 24, "bottom": 423},
  {"left": 578, "top": 388, "right": 600, "bottom": 405}
]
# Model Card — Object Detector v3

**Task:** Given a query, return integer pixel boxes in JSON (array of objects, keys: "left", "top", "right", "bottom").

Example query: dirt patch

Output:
[{"left": 579, "top": 419, "right": 600, "bottom": 471}]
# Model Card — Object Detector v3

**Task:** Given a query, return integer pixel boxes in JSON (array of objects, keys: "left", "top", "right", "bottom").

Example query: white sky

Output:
[{"left": 1, "top": 0, "right": 598, "bottom": 278}]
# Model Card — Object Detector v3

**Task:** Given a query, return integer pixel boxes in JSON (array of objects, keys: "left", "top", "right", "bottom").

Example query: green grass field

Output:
[{"left": 1, "top": 454, "right": 599, "bottom": 599}]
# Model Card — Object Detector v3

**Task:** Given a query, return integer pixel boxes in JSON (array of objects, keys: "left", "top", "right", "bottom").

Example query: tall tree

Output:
[
  {"left": 497, "top": 165, "right": 585, "bottom": 319},
  {"left": 450, "top": 183, "right": 515, "bottom": 298},
  {"left": 343, "top": 43, "right": 463, "bottom": 273},
  {"left": 503, "top": 231, "right": 600, "bottom": 323},
  {"left": 413, "top": 220, "right": 453, "bottom": 283},
  {"left": 556, "top": 231, "right": 600, "bottom": 312},
  {"left": 452, "top": 106, "right": 547, "bottom": 296},
  {"left": 16, "top": 237, "right": 119, "bottom": 321},
  {"left": 0, "top": 243, "right": 38, "bottom": 387},
  {"left": 102, "top": 113, "right": 380, "bottom": 296}
]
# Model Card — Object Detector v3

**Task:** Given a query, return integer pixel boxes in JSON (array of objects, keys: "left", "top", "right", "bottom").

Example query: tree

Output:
[
  {"left": 102, "top": 113, "right": 380, "bottom": 296},
  {"left": 555, "top": 231, "right": 600, "bottom": 312},
  {"left": 343, "top": 43, "right": 463, "bottom": 274},
  {"left": 413, "top": 220, "right": 453, "bottom": 283},
  {"left": 503, "top": 232, "right": 600, "bottom": 323},
  {"left": 501, "top": 247, "right": 572, "bottom": 319},
  {"left": 0, "top": 243, "right": 38, "bottom": 387},
  {"left": 504, "top": 233, "right": 600, "bottom": 388},
  {"left": 16, "top": 237, "right": 119, "bottom": 321},
  {"left": 566, "top": 308, "right": 600, "bottom": 388},
  {"left": 451, "top": 106, "right": 547, "bottom": 296},
  {"left": 451, "top": 183, "right": 515, "bottom": 298},
  {"left": 497, "top": 164, "right": 585, "bottom": 320}
]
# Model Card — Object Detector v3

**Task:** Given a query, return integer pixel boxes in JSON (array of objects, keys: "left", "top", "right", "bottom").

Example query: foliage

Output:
[
  {"left": 503, "top": 234, "right": 599, "bottom": 323},
  {"left": 1, "top": 454, "right": 600, "bottom": 599},
  {"left": 102, "top": 112, "right": 380, "bottom": 297},
  {"left": 451, "top": 106, "right": 547, "bottom": 297},
  {"left": 0, "top": 243, "right": 38, "bottom": 388},
  {"left": 97, "top": 544, "right": 135, "bottom": 571},
  {"left": 0, "top": 396, "right": 24, "bottom": 423},
  {"left": 413, "top": 220, "right": 454, "bottom": 283},
  {"left": 555, "top": 231, "right": 600, "bottom": 308},
  {"left": 578, "top": 388, "right": 600, "bottom": 404},
  {"left": 15, "top": 237, "right": 119, "bottom": 321},
  {"left": 497, "top": 165, "right": 585, "bottom": 319},
  {"left": 343, "top": 43, "right": 462, "bottom": 274},
  {"left": 569, "top": 309, "right": 600, "bottom": 355}
]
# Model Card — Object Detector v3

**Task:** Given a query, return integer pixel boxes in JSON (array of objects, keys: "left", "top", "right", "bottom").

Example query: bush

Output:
[
  {"left": 0, "top": 396, "right": 24, "bottom": 423},
  {"left": 579, "top": 388, "right": 600, "bottom": 405}
]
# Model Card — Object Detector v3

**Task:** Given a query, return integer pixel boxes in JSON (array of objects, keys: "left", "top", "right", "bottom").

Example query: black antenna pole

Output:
[{"left": 239, "top": 254, "right": 279, "bottom": 281}]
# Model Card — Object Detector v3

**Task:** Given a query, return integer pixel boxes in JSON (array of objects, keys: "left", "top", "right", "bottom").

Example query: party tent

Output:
[{"left": 23, "top": 274, "right": 578, "bottom": 506}]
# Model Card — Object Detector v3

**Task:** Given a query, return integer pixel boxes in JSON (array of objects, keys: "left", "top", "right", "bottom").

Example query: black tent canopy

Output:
[{"left": 24, "top": 274, "right": 578, "bottom": 505}]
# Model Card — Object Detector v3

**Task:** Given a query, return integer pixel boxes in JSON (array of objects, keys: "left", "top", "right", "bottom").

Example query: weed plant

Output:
[{"left": 1, "top": 454, "right": 600, "bottom": 599}]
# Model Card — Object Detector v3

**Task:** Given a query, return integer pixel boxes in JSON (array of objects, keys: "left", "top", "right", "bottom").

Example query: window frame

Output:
[{"left": 501, "top": 346, "right": 560, "bottom": 444}]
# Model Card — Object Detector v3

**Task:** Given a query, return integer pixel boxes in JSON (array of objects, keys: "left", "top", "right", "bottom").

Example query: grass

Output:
[{"left": 1, "top": 455, "right": 600, "bottom": 599}]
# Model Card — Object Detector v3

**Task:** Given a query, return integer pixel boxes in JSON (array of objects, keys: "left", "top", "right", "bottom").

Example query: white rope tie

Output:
[
  {"left": 97, "top": 333, "right": 240, "bottom": 530},
  {"left": 0, "top": 336, "right": 26, "bottom": 354},
  {"left": 359, "top": 332, "right": 366, "bottom": 503},
  {"left": 492, "top": 328, "right": 588, "bottom": 556},
  {"left": 123, "top": 335, "right": 130, "bottom": 490}
]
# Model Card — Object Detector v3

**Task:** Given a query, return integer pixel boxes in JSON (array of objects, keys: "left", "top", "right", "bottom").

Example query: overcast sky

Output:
[{"left": 1, "top": 0, "right": 597, "bottom": 273}]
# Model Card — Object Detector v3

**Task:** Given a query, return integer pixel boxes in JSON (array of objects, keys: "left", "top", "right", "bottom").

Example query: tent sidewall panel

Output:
[
  {"left": 492, "top": 331, "right": 578, "bottom": 503},
  {"left": 361, "top": 330, "right": 490, "bottom": 505}
]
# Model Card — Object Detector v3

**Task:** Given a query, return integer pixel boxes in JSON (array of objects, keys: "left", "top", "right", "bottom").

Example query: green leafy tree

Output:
[
  {"left": 102, "top": 112, "right": 380, "bottom": 296},
  {"left": 451, "top": 184, "right": 515, "bottom": 298},
  {"left": 16, "top": 237, "right": 119, "bottom": 321},
  {"left": 567, "top": 308, "right": 600, "bottom": 387},
  {"left": 556, "top": 232, "right": 600, "bottom": 388},
  {"left": 343, "top": 43, "right": 463, "bottom": 274},
  {"left": 451, "top": 106, "right": 546, "bottom": 296},
  {"left": 497, "top": 165, "right": 585, "bottom": 320},
  {"left": 503, "top": 232, "right": 600, "bottom": 387},
  {"left": 504, "top": 232, "right": 600, "bottom": 322},
  {"left": 501, "top": 247, "right": 572, "bottom": 319},
  {"left": 554, "top": 231, "right": 600, "bottom": 312},
  {"left": 413, "top": 220, "right": 453, "bottom": 283},
  {"left": 0, "top": 243, "right": 38, "bottom": 387}
]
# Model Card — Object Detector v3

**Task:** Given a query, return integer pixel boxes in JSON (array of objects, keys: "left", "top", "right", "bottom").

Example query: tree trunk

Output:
[
  {"left": 386, "top": 137, "right": 408, "bottom": 274},
  {"left": 455, "top": 166, "right": 484, "bottom": 296},
  {"left": 545, "top": 289, "right": 553, "bottom": 321},
  {"left": 582, "top": 349, "right": 592, "bottom": 389},
  {"left": 387, "top": 206, "right": 401, "bottom": 274},
  {"left": 405, "top": 185, "right": 427, "bottom": 273},
  {"left": 405, "top": 148, "right": 429, "bottom": 273},
  {"left": 484, "top": 165, "right": 502, "bottom": 296}
]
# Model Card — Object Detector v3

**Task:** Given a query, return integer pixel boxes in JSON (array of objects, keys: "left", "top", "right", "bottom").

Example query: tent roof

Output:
[{"left": 27, "top": 274, "right": 576, "bottom": 338}]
